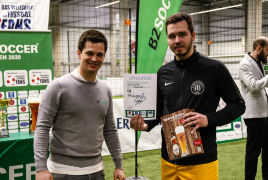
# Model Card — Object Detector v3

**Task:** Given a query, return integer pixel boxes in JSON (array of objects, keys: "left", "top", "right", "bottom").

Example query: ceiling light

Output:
[
  {"left": 95, "top": 1, "right": 120, "bottom": 8},
  {"left": 190, "top": 4, "right": 242, "bottom": 16}
]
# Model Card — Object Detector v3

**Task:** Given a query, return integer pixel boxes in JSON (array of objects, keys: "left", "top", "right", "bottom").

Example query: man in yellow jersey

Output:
[{"left": 130, "top": 13, "right": 245, "bottom": 180}]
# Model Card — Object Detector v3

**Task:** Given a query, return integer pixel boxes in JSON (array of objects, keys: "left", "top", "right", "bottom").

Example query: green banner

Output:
[
  {"left": 0, "top": 31, "right": 53, "bottom": 133},
  {"left": 0, "top": 132, "right": 35, "bottom": 180},
  {"left": 136, "top": 0, "right": 183, "bottom": 73},
  {"left": 136, "top": 0, "right": 183, "bottom": 141}
]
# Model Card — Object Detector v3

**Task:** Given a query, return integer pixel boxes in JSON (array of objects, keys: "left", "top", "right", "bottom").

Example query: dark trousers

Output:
[
  {"left": 244, "top": 118, "right": 268, "bottom": 180},
  {"left": 51, "top": 170, "right": 105, "bottom": 180}
]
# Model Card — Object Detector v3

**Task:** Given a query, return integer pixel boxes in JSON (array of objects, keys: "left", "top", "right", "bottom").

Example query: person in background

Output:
[
  {"left": 130, "top": 12, "right": 245, "bottom": 180},
  {"left": 34, "top": 29, "right": 125, "bottom": 180},
  {"left": 239, "top": 36, "right": 268, "bottom": 180}
]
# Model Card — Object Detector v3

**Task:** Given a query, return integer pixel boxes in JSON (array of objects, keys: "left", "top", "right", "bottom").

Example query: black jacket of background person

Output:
[{"left": 144, "top": 50, "right": 245, "bottom": 165}]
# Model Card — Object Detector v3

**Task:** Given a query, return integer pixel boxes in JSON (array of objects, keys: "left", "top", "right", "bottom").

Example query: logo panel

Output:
[{"left": 191, "top": 80, "right": 205, "bottom": 95}]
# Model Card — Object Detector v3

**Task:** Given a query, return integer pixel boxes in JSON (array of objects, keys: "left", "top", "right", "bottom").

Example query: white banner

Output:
[
  {"left": 0, "top": 0, "right": 49, "bottom": 30},
  {"left": 101, "top": 99, "right": 162, "bottom": 156}
]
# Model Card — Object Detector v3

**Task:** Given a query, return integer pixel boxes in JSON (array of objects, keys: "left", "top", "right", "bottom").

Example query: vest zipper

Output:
[{"left": 178, "top": 69, "right": 185, "bottom": 110}]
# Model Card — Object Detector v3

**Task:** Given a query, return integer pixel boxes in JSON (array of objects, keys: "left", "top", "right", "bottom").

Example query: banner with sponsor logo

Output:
[
  {"left": 0, "top": 31, "right": 53, "bottom": 133},
  {"left": 136, "top": 0, "right": 183, "bottom": 73},
  {"left": 135, "top": 0, "right": 183, "bottom": 141},
  {"left": 0, "top": 0, "right": 50, "bottom": 30}
]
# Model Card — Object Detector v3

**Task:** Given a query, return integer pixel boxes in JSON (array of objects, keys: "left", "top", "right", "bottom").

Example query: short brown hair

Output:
[
  {"left": 165, "top": 12, "right": 194, "bottom": 35},
  {"left": 253, "top": 38, "right": 268, "bottom": 51},
  {"left": 78, "top": 29, "right": 108, "bottom": 53}
]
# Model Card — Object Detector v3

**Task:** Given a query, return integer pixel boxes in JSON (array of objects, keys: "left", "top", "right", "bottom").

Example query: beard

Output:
[
  {"left": 175, "top": 38, "right": 193, "bottom": 58},
  {"left": 257, "top": 50, "right": 268, "bottom": 64}
]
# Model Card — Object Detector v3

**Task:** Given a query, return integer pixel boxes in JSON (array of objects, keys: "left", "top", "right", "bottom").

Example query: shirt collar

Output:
[
  {"left": 72, "top": 68, "right": 97, "bottom": 82},
  {"left": 174, "top": 50, "right": 200, "bottom": 67}
]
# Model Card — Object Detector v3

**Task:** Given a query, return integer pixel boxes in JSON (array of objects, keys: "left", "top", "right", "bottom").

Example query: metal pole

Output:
[{"left": 129, "top": 8, "right": 132, "bottom": 74}]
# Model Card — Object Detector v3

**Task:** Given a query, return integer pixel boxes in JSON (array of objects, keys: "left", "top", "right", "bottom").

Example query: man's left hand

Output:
[
  {"left": 114, "top": 169, "right": 125, "bottom": 180},
  {"left": 182, "top": 112, "right": 208, "bottom": 134}
]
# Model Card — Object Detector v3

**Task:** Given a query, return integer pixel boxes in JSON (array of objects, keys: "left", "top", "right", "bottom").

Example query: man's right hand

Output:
[
  {"left": 36, "top": 170, "right": 53, "bottom": 180},
  {"left": 130, "top": 114, "right": 148, "bottom": 131}
]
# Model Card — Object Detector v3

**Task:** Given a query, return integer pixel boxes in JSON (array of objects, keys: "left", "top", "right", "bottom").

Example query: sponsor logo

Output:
[
  {"left": 0, "top": 44, "right": 38, "bottom": 53},
  {"left": 0, "top": 4, "right": 34, "bottom": 30},
  {"left": 0, "top": 19, "right": 32, "bottom": 30},
  {"left": 179, "top": 119, "right": 185, "bottom": 123},
  {"left": 20, "top": 121, "right": 29, "bottom": 127},
  {"left": 18, "top": 91, "right": 28, "bottom": 97},
  {"left": 9, "top": 99, "right": 15, "bottom": 105},
  {"left": 8, "top": 123, "right": 18, "bottom": 129},
  {"left": 97, "top": 100, "right": 108, "bottom": 104},
  {"left": 8, "top": 115, "right": 17, "bottom": 120},
  {"left": 21, "top": 106, "right": 26, "bottom": 112},
  {"left": 191, "top": 80, "right": 205, "bottom": 95},
  {"left": 193, "top": 140, "right": 202, "bottom": 145},
  {"left": 20, "top": 99, "right": 27, "bottom": 105},
  {"left": 140, "top": 111, "right": 146, "bottom": 115},
  {"left": 235, "top": 124, "right": 241, "bottom": 128},
  {"left": 8, "top": 91, "right": 15, "bottom": 98},
  {"left": 19, "top": 113, "right": 29, "bottom": 120},
  {"left": 165, "top": 82, "right": 174, "bottom": 86},
  {"left": 148, "top": 0, "right": 171, "bottom": 50}
]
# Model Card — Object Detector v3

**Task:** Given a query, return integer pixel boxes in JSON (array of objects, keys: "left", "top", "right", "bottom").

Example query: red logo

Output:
[
  {"left": 21, "top": 106, "right": 26, "bottom": 112},
  {"left": 0, "top": 93, "right": 2, "bottom": 98},
  {"left": 9, "top": 100, "right": 15, "bottom": 105},
  {"left": 193, "top": 140, "right": 202, "bottom": 145},
  {"left": 179, "top": 119, "right": 185, "bottom": 123}
]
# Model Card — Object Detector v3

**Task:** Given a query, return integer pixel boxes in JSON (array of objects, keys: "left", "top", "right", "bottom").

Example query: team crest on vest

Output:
[{"left": 191, "top": 80, "right": 205, "bottom": 95}]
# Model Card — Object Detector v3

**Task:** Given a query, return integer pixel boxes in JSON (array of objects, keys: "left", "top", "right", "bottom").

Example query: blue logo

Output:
[
  {"left": 20, "top": 122, "right": 29, "bottom": 127},
  {"left": 8, "top": 115, "right": 18, "bottom": 121},
  {"left": 235, "top": 124, "right": 241, "bottom": 128},
  {"left": 8, "top": 92, "right": 15, "bottom": 98},
  {"left": 18, "top": 92, "right": 27, "bottom": 96},
  {"left": 134, "top": 111, "right": 139, "bottom": 115},
  {"left": 20, "top": 99, "right": 27, "bottom": 105},
  {"left": 1, "top": 19, "right": 32, "bottom": 30},
  {"left": 148, "top": 111, "right": 153, "bottom": 114}
]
